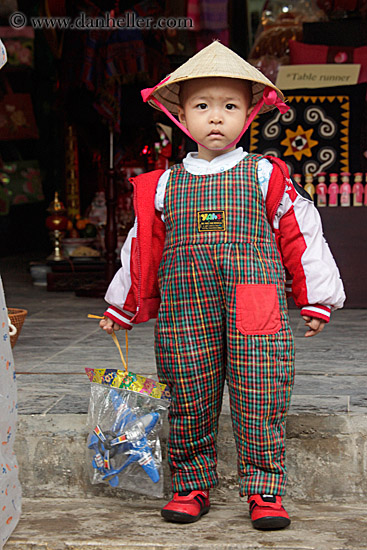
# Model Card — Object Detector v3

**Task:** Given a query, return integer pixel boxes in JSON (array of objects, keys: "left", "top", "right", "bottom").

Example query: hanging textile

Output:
[
  {"left": 200, "top": 0, "right": 228, "bottom": 30},
  {"left": 81, "top": 26, "right": 147, "bottom": 133},
  {"left": 187, "top": 0, "right": 229, "bottom": 49}
]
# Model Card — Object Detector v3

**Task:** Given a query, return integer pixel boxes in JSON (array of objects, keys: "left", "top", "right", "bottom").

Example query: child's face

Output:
[{"left": 178, "top": 77, "right": 252, "bottom": 161}]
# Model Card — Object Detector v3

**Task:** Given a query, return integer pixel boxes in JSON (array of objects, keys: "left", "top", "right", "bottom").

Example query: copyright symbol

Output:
[{"left": 9, "top": 12, "right": 27, "bottom": 29}]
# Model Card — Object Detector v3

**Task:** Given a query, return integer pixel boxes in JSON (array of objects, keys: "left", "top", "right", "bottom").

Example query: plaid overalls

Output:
[{"left": 155, "top": 155, "right": 295, "bottom": 496}]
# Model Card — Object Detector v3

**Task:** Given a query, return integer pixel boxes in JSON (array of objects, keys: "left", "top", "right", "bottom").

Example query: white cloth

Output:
[
  {"left": 0, "top": 277, "right": 21, "bottom": 548},
  {"left": 0, "top": 39, "right": 7, "bottom": 70}
]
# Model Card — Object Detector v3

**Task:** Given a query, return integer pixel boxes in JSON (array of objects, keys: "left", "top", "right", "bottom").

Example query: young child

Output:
[{"left": 100, "top": 42, "right": 345, "bottom": 530}]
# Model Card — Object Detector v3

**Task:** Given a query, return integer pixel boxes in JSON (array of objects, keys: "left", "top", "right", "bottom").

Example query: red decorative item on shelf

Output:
[
  {"left": 316, "top": 172, "right": 327, "bottom": 207},
  {"left": 328, "top": 174, "right": 339, "bottom": 207},
  {"left": 352, "top": 173, "right": 364, "bottom": 206},
  {"left": 340, "top": 172, "right": 351, "bottom": 207}
]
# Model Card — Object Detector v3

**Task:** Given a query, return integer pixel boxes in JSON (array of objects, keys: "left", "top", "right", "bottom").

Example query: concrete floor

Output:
[{"left": 5, "top": 497, "right": 367, "bottom": 550}]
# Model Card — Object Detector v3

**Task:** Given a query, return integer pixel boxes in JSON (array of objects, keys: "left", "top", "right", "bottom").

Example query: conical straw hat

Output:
[{"left": 147, "top": 41, "right": 284, "bottom": 116}]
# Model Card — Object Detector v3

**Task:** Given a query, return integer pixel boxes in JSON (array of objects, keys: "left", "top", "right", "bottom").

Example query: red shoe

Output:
[
  {"left": 161, "top": 490, "right": 210, "bottom": 523},
  {"left": 248, "top": 494, "right": 290, "bottom": 530}
]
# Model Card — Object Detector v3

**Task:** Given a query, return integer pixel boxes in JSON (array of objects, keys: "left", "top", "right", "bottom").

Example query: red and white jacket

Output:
[{"left": 104, "top": 153, "right": 345, "bottom": 329}]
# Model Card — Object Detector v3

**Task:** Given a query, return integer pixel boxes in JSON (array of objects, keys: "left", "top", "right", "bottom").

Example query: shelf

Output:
[{"left": 318, "top": 207, "right": 367, "bottom": 307}]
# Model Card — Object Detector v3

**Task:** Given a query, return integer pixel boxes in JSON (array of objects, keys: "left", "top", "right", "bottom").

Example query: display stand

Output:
[
  {"left": 318, "top": 207, "right": 366, "bottom": 308},
  {"left": 47, "top": 258, "right": 105, "bottom": 291}
]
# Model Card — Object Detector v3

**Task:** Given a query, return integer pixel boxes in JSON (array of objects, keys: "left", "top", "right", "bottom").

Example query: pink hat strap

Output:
[
  {"left": 151, "top": 96, "right": 197, "bottom": 143},
  {"left": 141, "top": 78, "right": 196, "bottom": 143},
  {"left": 141, "top": 84, "right": 289, "bottom": 151},
  {"left": 140, "top": 76, "right": 171, "bottom": 102},
  {"left": 223, "top": 86, "right": 290, "bottom": 150}
]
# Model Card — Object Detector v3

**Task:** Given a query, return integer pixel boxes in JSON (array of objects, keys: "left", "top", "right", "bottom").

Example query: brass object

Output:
[{"left": 46, "top": 192, "right": 68, "bottom": 261}]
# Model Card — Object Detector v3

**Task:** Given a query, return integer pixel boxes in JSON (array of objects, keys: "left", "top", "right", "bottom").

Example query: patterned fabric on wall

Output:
[{"left": 247, "top": 84, "right": 367, "bottom": 175}]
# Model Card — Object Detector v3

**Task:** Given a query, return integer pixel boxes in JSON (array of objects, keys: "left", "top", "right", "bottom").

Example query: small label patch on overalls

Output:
[{"left": 197, "top": 210, "right": 226, "bottom": 232}]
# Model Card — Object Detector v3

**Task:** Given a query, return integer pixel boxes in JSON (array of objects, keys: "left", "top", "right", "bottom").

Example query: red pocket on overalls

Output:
[{"left": 236, "top": 284, "right": 281, "bottom": 335}]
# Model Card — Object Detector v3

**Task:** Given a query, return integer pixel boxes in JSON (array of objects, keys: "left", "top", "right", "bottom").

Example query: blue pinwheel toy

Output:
[{"left": 87, "top": 388, "right": 161, "bottom": 487}]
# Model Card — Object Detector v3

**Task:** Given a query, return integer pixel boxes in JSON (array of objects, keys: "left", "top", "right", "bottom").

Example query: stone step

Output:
[
  {"left": 5, "top": 497, "right": 367, "bottom": 550},
  {"left": 14, "top": 411, "right": 367, "bottom": 501}
]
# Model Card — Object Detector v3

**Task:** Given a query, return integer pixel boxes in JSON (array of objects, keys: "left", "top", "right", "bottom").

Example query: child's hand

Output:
[
  {"left": 99, "top": 317, "right": 122, "bottom": 335},
  {"left": 302, "top": 315, "right": 326, "bottom": 338}
]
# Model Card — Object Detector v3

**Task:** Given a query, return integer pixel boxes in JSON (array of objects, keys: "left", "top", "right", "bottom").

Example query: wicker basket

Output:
[{"left": 8, "top": 308, "right": 28, "bottom": 348}]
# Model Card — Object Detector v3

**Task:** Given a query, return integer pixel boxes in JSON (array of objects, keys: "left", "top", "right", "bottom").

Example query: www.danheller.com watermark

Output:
[{"left": 9, "top": 11, "right": 194, "bottom": 31}]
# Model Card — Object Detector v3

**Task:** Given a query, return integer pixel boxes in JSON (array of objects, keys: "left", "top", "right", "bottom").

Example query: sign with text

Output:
[{"left": 276, "top": 64, "right": 361, "bottom": 89}]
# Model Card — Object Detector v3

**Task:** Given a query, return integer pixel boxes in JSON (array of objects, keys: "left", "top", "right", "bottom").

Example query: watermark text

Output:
[{"left": 9, "top": 11, "right": 194, "bottom": 31}]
